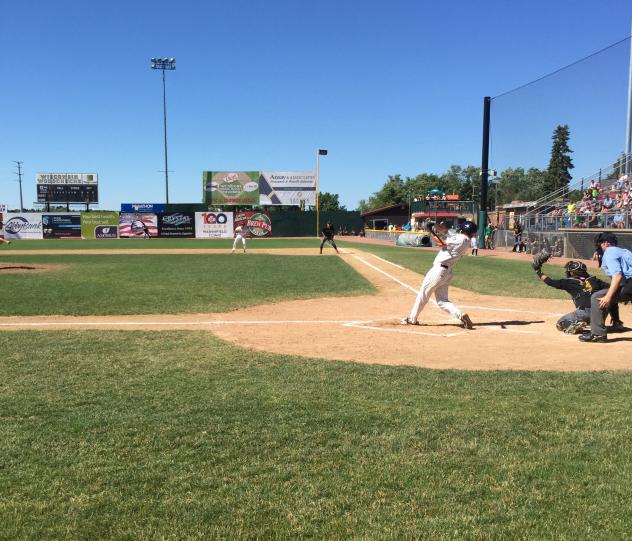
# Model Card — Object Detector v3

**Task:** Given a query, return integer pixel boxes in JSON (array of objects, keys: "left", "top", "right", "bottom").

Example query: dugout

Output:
[{"left": 360, "top": 204, "right": 410, "bottom": 230}]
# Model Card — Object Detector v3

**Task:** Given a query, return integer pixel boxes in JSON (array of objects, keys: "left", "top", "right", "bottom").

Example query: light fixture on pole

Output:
[
  {"left": 150, "top": 57, "right": 176, "bottom": 204},
  {"left": 316, "top": 148, "right": 328, "bottom": 236}
]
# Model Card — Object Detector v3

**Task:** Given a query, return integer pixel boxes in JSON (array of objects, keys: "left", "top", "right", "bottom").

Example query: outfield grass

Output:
[
  {"left": 2, "top": 331, "right": 632, "bottom": 539},
  {"left": 1, "top": 237, "right": 322, "bottom": 250},
  {"left": 4, "top": 237, "right": 601, "bottom": 300},
  {"left": 0, "top": 253, "right": 375, "bottom": 316}
]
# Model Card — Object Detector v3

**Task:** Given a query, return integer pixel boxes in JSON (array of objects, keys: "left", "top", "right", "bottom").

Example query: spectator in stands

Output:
[
  {"left": 613, "top": 212, "right": 625, "bottom": 229},
  {"left": 602, "top": 194, "right": 615, "bottom": 210}
]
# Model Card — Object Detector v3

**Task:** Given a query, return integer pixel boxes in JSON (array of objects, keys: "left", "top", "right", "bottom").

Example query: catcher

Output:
[{"left": 532, "top": 250, "right": 623, "bottom": 334}]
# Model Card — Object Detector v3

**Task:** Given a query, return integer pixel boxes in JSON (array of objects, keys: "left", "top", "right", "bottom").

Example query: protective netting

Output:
[{"left": 489, "top": 37, "right": 631, "bottom": 207}]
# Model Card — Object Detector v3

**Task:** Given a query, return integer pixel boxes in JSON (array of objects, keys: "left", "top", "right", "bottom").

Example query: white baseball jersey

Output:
[{"left": 433, "top": 232, "right": 470, "bottom": 268}]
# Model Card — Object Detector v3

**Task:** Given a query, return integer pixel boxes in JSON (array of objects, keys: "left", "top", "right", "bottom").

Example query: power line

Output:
[{"left": 13, "top": 161, "right": 24, "bottom": 212}]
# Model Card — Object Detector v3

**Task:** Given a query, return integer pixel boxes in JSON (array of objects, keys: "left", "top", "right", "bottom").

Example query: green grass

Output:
[
  {"left": 0, "top": 254, "right": 374, "bottom": 316},
  {"left": 1, "top": 237, "right": 322, "bottom": 250},
  {"left": 338, "top": 241, "right": 603, "bottom": 300},
  {"left": 2, "top": 331, "right": 632, "bottom": 539}
]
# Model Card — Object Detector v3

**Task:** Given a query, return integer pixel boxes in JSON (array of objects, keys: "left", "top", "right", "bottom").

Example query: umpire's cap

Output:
[
  {"left": 595, "top": 232, "right": 618, "bottom": 247},
  {"left": 459, "top": 220, "right": 478, "bottom": 237}
]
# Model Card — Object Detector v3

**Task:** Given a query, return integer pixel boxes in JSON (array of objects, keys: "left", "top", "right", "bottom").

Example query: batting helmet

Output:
[
  {"left": 459, "top": 221, "right": 478, "bottom": 237},
  {"left": 564, "top": 260, "right": 588, "bottom": 278}
]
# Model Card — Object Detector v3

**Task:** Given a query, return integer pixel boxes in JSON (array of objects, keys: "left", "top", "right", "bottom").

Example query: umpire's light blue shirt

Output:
[{"left": 602, "top": 246, "right": 632, "bottom": 279}]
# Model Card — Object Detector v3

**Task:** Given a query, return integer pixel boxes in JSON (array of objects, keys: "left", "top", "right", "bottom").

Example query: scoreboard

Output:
[
  {"left": 37, "top": 184, "right": 99, "bottom": 203},
  {"left": 36, "top": 173, "right": 99, "bottom": 204}
]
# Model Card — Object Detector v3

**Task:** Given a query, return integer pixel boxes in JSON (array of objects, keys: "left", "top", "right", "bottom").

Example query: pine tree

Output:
[{"left": 545, "top": 124, "right": 574, "bottom": 194}]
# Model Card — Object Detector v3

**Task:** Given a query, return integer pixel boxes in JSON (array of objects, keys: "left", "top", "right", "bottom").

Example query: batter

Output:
[{"left": 401, "top": 221, "right": 478, "bottom": 329}]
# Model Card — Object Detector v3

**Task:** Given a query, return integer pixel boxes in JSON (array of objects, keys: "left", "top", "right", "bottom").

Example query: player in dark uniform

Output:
[
  {"left": 320, "top": 221, "right": 340, "bottom": 254},
  {"left": 535, "top": 260, "right": 623, "bottom": 334}
]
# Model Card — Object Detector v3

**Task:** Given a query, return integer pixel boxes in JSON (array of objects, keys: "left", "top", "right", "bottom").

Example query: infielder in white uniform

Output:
[
  {"left": 401, "top": 220, "right": 478, "bottom": 329},
  {"left": 232, "top": 225, "right": 247, "bottom": 253}
]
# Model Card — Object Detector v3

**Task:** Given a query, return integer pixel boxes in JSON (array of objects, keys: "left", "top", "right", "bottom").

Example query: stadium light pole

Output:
[
  {"left": 150, "top": 57, "right": 176, "bottom": 204},
  {"left": 315, "top": 149, "right": 328, "bottom": 237},
  {"left": 479, "top": 96, "right": 491, "bottom": 247}
]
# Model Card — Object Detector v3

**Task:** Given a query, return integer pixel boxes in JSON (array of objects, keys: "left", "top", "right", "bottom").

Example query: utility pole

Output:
[{"left": 13, "top": 161, "right": 24, "bottom": 212}]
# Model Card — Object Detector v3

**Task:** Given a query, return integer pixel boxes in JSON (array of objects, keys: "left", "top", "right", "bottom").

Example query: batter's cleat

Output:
[
  {"left": 400, "top": 317, "right": 419, "bottom": 326},
  {"left": 563, "top": 321, "right": 587, "bottom": 335},
  {"left": 460, "top": 313, "right": 474, "bottom": 330},
  {"left": 578, "top": 333, "right": 608, "bottom": 343},
  {"left": 607, "top": 320, "right": 626, "bottom": 333}
]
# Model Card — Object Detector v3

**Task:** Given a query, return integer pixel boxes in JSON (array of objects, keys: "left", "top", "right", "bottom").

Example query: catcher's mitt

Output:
[{"left": 531, "top": 250, "right": 550, "bottom": 272}]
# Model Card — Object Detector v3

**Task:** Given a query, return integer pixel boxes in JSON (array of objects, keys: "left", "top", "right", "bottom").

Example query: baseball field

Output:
[{"left": 2, "top": 238, "right": 632, "bottom": 539}]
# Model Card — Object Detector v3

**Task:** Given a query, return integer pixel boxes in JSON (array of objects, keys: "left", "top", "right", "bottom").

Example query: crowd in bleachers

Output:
[{"left": 550, "top": 174, "right": 632, "bottom": 229}]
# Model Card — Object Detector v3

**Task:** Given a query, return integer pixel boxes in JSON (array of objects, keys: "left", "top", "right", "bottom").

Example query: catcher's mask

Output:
[{"left": 564, "top": 260, "right": 588, "bottom": 278}]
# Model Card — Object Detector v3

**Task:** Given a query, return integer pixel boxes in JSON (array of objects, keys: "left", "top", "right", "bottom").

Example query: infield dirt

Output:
[{"left": 1, "top": 246, "right": 631, "bottom": 371}]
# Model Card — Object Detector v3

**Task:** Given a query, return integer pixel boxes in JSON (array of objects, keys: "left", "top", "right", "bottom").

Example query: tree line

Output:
[{"left": 353, "top": 124, "right": 576, "bottom": 213}]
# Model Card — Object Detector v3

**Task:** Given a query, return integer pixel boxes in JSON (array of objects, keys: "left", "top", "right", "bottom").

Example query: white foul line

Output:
[
  {"left": 369, "top": 253, "right": 406, "bottom": 269},
  {"left": 0, "top": 319, "right": 366, "bottom": 328},
  {"left": 352, "top": 255, "right": 418, "bottom": 293},
  {"left": 352, "top": 254, "right": 562, "bottom": 317}
]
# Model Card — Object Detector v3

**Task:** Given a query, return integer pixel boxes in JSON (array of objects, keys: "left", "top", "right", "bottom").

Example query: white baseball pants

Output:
[{"left": 407, "top": 264, "right": 462, "bottom": 322}]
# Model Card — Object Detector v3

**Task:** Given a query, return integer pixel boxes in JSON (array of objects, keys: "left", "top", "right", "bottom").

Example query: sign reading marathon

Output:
[
  {"left": 121, "top": 203, "right": 166, "bottom": 213},
  {"left": 158, "top": 212, "right": 195, "bottom": 238}
]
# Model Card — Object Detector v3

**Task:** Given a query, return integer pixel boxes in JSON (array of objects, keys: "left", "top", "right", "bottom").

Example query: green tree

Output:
[
  {"left": 545, "top": 124, "right": 574, "bottom": 194},
  {"left": 318, "top": 192, "right": 346, "bottom": 211}
]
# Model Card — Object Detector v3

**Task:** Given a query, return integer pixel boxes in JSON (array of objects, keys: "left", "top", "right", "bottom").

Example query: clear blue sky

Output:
[{"left": 1, "top": 0, "right": 631, "bottom": 210}]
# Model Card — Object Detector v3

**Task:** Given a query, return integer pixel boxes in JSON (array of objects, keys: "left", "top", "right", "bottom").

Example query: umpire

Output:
[
  {"left": 320, "top": 221, "right": 340, "bottom": 254},
  {"left": 580, "top": 232, "right": 632, "bottom": 342},
  {"left": 534, "top": 257, "right": 621, "bottom": 334}
]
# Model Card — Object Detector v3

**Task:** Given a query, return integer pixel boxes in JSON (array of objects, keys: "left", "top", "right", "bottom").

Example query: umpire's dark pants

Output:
[{"left": 589, "top": 288, "right": 610, "bottom": 337}]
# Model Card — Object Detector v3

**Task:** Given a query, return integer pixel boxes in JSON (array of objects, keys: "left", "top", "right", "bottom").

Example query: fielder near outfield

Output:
[{"left": 401, "top": 220, "right": 477, "bottom": 329}]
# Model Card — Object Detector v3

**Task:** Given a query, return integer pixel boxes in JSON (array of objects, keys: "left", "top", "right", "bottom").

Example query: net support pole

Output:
[
  {"left": 626, "top": 27, "right": 632, "bottom": 174},
  {"left": 478, "top": 96, "right": 491, "bottom": 246}
]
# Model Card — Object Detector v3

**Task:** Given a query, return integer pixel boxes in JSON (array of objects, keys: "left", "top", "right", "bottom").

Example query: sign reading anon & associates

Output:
[
  {"left": 37, "top": 173, "right": 99, "bottom": 203},
  {"left": 259, "top": 172, "right": 315, "bottom": 206},
  {"left": 203, "top": 171, "right": 259, "bottom": 206}
]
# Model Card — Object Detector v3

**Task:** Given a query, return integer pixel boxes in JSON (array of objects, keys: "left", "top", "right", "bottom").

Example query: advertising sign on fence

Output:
[
  {"left": 81, "top": 211, "right": 120, "bottom": 239},
  {"left": 43, "top": 214, "right": 81, "bottom": 239},
  {"left": 195, "top": 212, "right": 234, "bottom": 238},
  {"left": 3, "top": 213, "right": 44, "bottom": 240},
  {"left": 259, "top": 172, "right": 315, "bottom": 206},
  {"left": 0, "top": 205, "right": 6, "bottom": 239},
  {"left": 203, "top": 171, "right": 260, "bottom": 206},
  {"left": 234, "top": 211, "right": 272, "bottom": 238},
  {"left": 158, "top": 212, "right": 195, "bottom": 238},
  {"left": 119, "top": 213, "right": 158, "bottom": 238},
  {"left": 120, "top": 203, "right": 166, "bottom": 213}
]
